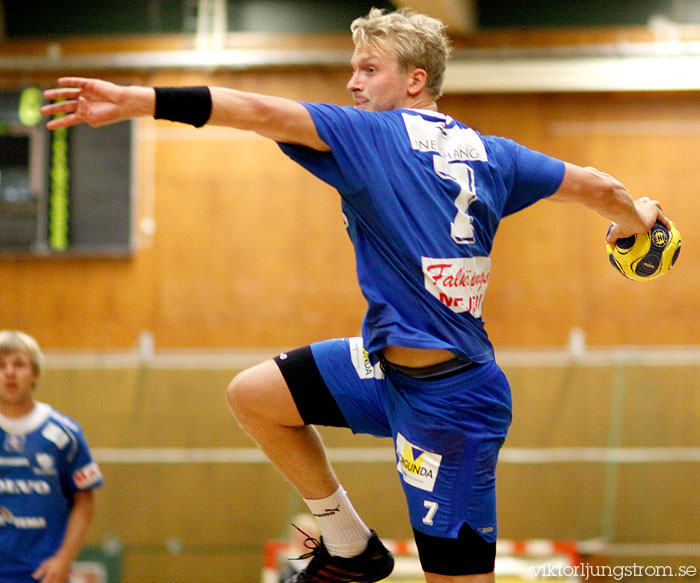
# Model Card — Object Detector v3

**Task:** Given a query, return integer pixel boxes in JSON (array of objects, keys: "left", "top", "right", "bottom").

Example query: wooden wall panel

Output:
[
  {"left": 146, "top": 124, "right": 363, "bottom": 348},
  {"left": 1, "top": 66, "right": 698, "bottom": 349}
]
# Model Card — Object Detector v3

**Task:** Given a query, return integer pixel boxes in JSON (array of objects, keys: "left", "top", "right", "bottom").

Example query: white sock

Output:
[{"left": 303, "top": 485, "right": 372, "bottom": 558}]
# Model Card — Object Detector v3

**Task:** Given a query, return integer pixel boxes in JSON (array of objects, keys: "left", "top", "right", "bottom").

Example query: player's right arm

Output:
[
  {"left": 31, "top": 489, "right": 96, "bottom": 583},
  {"left": 549, "top": 162, "right": 670, "bottom": 245},
  {"left": 41, "top": 77, "right": 329, "bottom": 151}
]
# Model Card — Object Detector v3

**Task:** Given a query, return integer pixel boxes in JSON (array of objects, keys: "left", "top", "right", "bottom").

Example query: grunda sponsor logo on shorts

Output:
[
  {"left": 349, "top": 337, "right": 383, "bottom": 380},
  {"left": 395, "top": 433, "right": 442, "bottom": 492}
]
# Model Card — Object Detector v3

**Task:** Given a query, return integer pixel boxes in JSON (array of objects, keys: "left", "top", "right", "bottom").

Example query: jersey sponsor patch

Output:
[
  {"left": 0, "top": 478, "right": 51, "bottom": 494},
  {"left": 349, "top": 337, "right": 383, "bottom": 379},
  {"left": 34, "top": 453, "right": 57, "bottom": 475},
  {"left": 402, "top": 113, "right": 488, "bottom": 162},
  {"left": 3, "top": 434, "right": 26, "bottom": 454},
  {"left": 395, "top": 433, "right": 442, "bottom": 493},
  {"left": 41, "top": 422, "right": 70, "bottom": 450},
  {"left": 0, "top": 456, "right": 29, "bottom": 467},
  {"left": 73, "top": 461, "right": 102, "bottom": 490},
  {"left": 0, "top": 507, "right": 47, "bottom": 529},
  {"left": 422, "top": 256, "right": 491, "bottom": 318}
]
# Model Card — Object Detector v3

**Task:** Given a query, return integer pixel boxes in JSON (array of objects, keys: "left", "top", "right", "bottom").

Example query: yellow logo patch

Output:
[{"left": 395, "top": 433, "right": 442, "bottom": 492}]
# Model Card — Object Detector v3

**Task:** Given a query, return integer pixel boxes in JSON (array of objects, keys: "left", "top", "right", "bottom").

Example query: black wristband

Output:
[{"left": 154, "top": 86, "right": 212, "bottom": 128}]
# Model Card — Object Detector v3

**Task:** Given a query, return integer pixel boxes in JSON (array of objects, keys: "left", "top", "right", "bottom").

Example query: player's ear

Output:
[{"left": 407, "top": 68, "right": 428, "bottom": 96}]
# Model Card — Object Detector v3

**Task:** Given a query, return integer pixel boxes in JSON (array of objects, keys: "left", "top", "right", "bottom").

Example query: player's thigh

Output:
[
  {"left": 306, "top": 338, "right": 392, "bottom": 437},
  {"left": 227, "top": 358, "right": 304, "bottom": 427}
]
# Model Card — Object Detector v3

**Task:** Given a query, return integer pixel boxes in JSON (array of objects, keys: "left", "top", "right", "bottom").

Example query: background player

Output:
[
  {"left": 0, "top": 330, "right": 103, "bottom": 583},
  {"left": 41, "top": 8, "right": 669, "bottom": 583}
]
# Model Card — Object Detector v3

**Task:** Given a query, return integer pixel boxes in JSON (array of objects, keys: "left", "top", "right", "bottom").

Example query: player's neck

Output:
[
  {"left": 0, "top": 398, "right": 36, "bottom": 419},
  {"left": 404, "top": 95, "right": 438, "bottom": 111}
]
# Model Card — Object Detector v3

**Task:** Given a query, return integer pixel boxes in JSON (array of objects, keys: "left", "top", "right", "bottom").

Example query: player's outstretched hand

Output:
[{"left": 41, "top": 77, "right": 154, "bottom": 130}]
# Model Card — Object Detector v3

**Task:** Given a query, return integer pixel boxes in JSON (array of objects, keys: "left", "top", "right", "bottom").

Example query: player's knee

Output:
[
  {"left": 227, "top": 359, "right": 301, "bottom": 432},
  {"left": 226, "top": 368, "right": 259, "bottom": 425}
]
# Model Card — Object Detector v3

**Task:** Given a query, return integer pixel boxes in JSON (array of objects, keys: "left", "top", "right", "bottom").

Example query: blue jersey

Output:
[
  {"left": 0, "top": 402, "right": 103, "bottom": 581},
  {"left": 279, "top": 105, "right": 565, "bottom": 362}
]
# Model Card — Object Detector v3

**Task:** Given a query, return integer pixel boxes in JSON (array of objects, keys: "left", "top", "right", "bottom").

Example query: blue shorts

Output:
[{"left": 284, "top": 337, "right": 512, "bottom": 543}]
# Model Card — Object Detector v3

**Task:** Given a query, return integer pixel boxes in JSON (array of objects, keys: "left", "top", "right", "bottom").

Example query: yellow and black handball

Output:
[{"left": 606, "top": 220, "right": 681, "bottom": 281}]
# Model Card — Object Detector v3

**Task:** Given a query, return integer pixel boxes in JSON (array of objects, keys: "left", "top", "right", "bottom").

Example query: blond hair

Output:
[
  {"left": 0, "top": 330, "right": 44, "bottom": 375},
  {"left": 351, "top": 8, "right": 452, "bottom": 98}
]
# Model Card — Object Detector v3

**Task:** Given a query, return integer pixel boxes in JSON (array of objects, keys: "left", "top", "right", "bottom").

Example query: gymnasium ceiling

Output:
[
  {"left": 2, "top": 1, "right": 700, "bottom": 93},
  {"left": 3, "top": 0, "right": 700, "bottom": 37}
]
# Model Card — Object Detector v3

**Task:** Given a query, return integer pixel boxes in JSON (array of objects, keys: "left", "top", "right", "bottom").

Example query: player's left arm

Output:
[
  {"left": 41, "top": 77, "right": 329, "bottom": 151},
  {"left": 32, "top": 489, "right": 96, "bottom": 583},
  {"left": 208, "top": 87, "right": 329, "bottom": 150},
  {"left": 549, "top": 162, "right": 670, "bottom": 244}
]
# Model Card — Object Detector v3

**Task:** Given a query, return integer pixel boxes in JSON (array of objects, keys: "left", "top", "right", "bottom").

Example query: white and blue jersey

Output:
[
  {"left": 0, "top": 402, "right": 103, "bottom": 581},
  {"left": 279, "top": 105, "right": 565, "bottom": 363}
]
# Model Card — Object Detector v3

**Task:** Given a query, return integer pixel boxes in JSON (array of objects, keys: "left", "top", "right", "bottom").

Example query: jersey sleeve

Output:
[
  {"left": 278, "top": 103, "right": 381, "bottom": 195},
  {"left": 68, "top": 439, "right": 103, "bottom": 493},
  {"left": 491, "top": 137, "right": 566, "bottom": 217},
  {"left": 277, "top": 142, "right": 352, "bottom": 192},
  {"left": 53, "top": 415, "right": 104, "bottom": 493}
]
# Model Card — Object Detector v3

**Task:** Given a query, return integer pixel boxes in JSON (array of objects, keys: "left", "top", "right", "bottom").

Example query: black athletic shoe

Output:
[{"left": 286, "top": 529, "right": 394, "bottom": 583}]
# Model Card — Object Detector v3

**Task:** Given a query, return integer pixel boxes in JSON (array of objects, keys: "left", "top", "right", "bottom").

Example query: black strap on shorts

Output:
[
  {"left": 274, "top": 346, "right": 349, "bottom": 428},
  {"left": 378, "top": 353, "right": 478, "bottom": 381},
  {"left": 413, "top": 523, "right": 496, "bottom": 575}
]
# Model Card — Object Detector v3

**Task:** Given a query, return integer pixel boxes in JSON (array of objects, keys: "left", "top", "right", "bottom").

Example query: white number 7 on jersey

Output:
[{"left": 433, "top": 155, "right": 476, "bottom": 245}]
